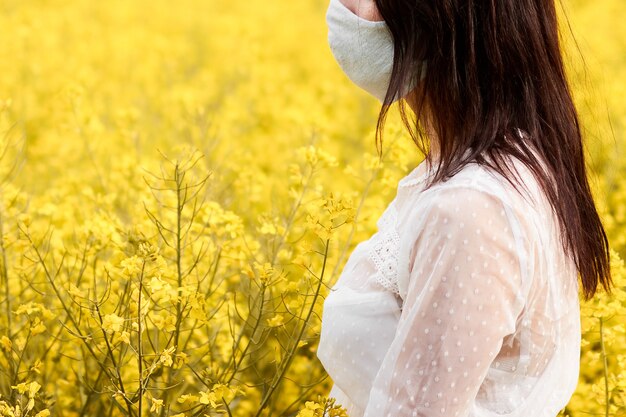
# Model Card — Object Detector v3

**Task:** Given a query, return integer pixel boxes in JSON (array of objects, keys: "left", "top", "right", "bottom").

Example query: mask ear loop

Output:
[
  {"left": 333, "top": 0, "right": 389, "bottom": 52},
  {"left": 357, "top": 0, "right": 388, "bottom": 54}
]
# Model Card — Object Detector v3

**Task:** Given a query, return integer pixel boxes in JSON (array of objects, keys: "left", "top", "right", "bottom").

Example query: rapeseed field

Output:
[{"left": 0, "top": 0, "right": 624, "bottom": 416}]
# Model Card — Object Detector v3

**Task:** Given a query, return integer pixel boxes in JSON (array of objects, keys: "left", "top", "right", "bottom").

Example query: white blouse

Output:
[{"left": 316, "top": 148, "right": 581, "bottom": 417}]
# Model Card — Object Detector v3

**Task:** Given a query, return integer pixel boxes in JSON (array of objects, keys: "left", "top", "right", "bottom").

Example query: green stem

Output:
[
  {"left": 224, "top": 284, "right": 266, "bottom": 384},
  {"left": 0, "top": 209, "right": 11, "bottom": 334},
  {"left": 329, "top": 168, "right": 378, "bottom": 281},
  {"left": 253, "top": 238, "right": 330, "bottom": 417},
  {"left": 599, "top": 317, "right": 609, "bottom": 417},
  {"left": 95, "top": 304, "right": 131, "bottom": 414},
  {"left": 23, "top": 228, "right": 135, "bottom": 415},
  {"left": 138, "top": 261, "right": 146, "bottom": 416}
]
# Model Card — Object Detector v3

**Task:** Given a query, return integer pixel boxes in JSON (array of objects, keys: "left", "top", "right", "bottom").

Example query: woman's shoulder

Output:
[
  {"left": 403, "top": 154, "right": 545, "bottom": 270},
  {"left": 395, "top": 154, "right": 542, "bottom": 302},
  {"left": 418, "top": 153, "right": 544, "bottom": 219}
]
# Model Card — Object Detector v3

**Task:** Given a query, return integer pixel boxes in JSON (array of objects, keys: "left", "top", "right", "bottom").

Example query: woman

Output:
[{"left": 316, "top": 0, "right": 615, "bottom": 416}]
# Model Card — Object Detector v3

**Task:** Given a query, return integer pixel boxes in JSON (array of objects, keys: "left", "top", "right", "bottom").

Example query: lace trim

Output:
[{"left": 368, "top": 206, "right": 401, "bottom": 295}]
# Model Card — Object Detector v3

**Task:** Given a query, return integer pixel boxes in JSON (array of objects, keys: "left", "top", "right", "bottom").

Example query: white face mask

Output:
[{"left": 325, "top": 0, "right": 426, "bottom": 103}]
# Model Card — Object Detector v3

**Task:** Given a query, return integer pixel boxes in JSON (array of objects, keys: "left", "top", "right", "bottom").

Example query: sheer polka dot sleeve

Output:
[{"left": 361, "top": 185, "right": 528, "bottom": 417}]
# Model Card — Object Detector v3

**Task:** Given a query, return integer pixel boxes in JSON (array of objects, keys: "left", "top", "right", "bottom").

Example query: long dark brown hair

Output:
[{"left": 372, "top": 0, "right": 613, "bottom": 301}]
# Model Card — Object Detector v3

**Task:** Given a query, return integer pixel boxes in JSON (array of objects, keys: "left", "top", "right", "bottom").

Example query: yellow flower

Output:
[
  {"left": 68, "top": 283, "right": 86, "bottom": 298},
  {"left": 10, "top": 381, "right": 40, "bottom": 399},
  {"left": 198, "top": 383, "right": 235, "bottom": 408},
  {"left": 14, "top": 302, "right": 53, "bottom": 318},
  {"left": 102, "top": 314, "right": 125, "bottom": 334},
  {"left": 296, "top": 401, "right": 323, "bottom": 417},
  {"left": 119, "top": 331, "right": 131, "bottom": 345},
  {"left": 28, "top": 381, "right": 41, "bottom": 398},
  {"left": 12, "top": 382, "right": 29, "bottom": 394},
  {"left": 151, "top": 311, "right": 176, "bottom": 332},
  {"left": 148, "top": 276, "right": 173, "bottom": 302},
  {"left": 120, "top": 255, "right": 143, "bottom": 278},
  {"left": 159, "top": 346, "right": 176, "bottom": 367},
  {"left": 177, "top": 393, "right": 199, "bottom": 403},
  {"left": 211, "top": 383, "right": 233, "bottom": 400},
  {"left": 0, "top": 336, "right": 12, "bottom": 351},
  {"left": 30, "top": 318, "right": 46, "bottom": 336},
  {"left": 258, "top": 262, "right": 274, "bottom": 284},
  {"left": 30, "top": 359, "right": 43, "bottom": 374},
  {"left": 198, "top": 390, "right": 218, "bottom": 407},
  {"left": 267, "top": 314, "right": 284, "bottom": 327},
  {"left": 150, "top": 397, "right": 164, "bottom": 413}
]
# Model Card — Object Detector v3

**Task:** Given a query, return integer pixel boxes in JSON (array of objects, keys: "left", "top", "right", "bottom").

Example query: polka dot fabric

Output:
[{"left": 316, "top": 149, "right": 581, "bottom": 417}]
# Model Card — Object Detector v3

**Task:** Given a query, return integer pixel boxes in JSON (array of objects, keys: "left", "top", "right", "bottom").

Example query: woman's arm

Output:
[{"left": 362, "top": 185, "right": 528, "bottom": 417}]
